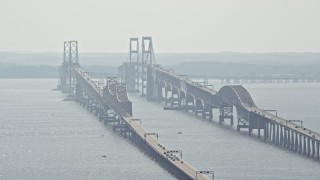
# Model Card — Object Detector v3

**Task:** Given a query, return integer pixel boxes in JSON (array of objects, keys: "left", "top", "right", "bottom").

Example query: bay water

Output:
[{"left": 1, "top": 79, "right": 320, "bottom": 179}]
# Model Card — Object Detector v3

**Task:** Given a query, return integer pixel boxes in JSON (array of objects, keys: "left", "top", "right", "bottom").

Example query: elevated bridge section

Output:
[
  {"left": 59, "top": 40, "right": 211, "bottom": 180},
  {"left": 143, "top": 63, "right": 320, "bottom": 161},
  {"left": 119, "top": 37, "right": 320, "bottom": 161}
]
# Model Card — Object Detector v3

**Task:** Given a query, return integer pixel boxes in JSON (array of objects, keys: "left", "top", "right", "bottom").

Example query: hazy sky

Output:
[{"left": 0, "top": 0, "right": 319, "bottom": 53}]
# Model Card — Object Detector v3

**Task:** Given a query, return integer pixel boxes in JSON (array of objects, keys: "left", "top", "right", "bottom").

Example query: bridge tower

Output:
[
  {"left": 141, "top": 37, "right": 156, "bottom": 97},
  {"left": 130, "top": 38, "right": 140, "bottom": 92},
  {"left": 58, "top": 40, "right": 79, "bottom": 93},
  {"left": 121, "top": 37, "right": 156, "bottom": 96},
  {"left": 120, "top": 38, "right": 140, "bottom": 93}
]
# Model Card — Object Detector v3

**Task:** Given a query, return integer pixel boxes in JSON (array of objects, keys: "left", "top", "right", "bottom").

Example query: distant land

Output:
[{"left": 0, "top": 52, "right": 319, "bottom": 78}]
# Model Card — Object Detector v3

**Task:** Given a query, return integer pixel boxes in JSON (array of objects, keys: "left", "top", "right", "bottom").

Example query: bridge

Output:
[
  {"left": 59, "top": 38, "right": 320, "bottom": 179},
  {"left": 119, "top": 37, "right": 320, "bottom": 161},
  {"left": 58, "top": 41, "right": 212, "bottom": 180},
  {"left": 187, "top": 74, "right": 320, "bottom": 84}
]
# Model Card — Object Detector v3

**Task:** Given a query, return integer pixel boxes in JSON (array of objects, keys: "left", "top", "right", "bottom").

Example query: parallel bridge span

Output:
[
  {"left": 143, "top": 64, "right": 320, "bottom": 160},
  {"left": 119, "top": 37, "right": 320, "bottom": 161}
]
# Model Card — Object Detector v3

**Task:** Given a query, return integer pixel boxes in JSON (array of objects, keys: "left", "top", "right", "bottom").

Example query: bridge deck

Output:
[
  {"left": 250, "top": 107, "right": 320, "bottom": 142},
  {"left": 73, "top": 65, "right": 209, "bottom": 180},
  {"left": 152, "top": 65, "right": 320, "bottom": 143},
  {"left": 152, "top": 65, "right": 217, "bottom": 94}
]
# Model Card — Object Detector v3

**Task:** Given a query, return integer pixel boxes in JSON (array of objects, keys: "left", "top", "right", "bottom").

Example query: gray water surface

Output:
[
  {"left": 1, "top": 79, "right": 320, "bottom": 179},
  {"left": 0, "top": 79, "right": 173, "bottom": 180}
]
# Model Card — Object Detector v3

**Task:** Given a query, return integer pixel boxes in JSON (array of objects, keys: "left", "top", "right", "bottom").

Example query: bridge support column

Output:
[
  {"left": 202, "top": 104, "right": 213, "bottom": 120},
  {"left": 219, "top": 105, "right": 233, "bottom": 125},
  {"left": 185, "top": 95, "right": 195, "bottom": 113},
  {"left": 194, "top": 99, "right": 203, "bottom": 116},
  {"left": 280, "top": 126, "right": 283, "bottom": 146},
  {"left": 283, "top": 128, "right": 287, "bottom": 147},
  {"left": 299, "top": 134, "right": 302, "bottom": 153},
  {"left": 317, "top": 142, "right": 319, "bottom": 160},
  {"left": 294, "top": 133, "right": 299, "bottom": 152},
  {"left": 276, "top": 124, "right": 279, "bottom": 146},
  {"left": 146, "top": 66, "right": 164, "bottom": 101},
  {"left": 307, "top": 138, "right": 311, "bottom": 156},
  {"left": 312, "top": 140, "right": 315, "bottom": 158},
  {"left": 291, "top": 131, "right": 295, "bottom": 150},
  {"left": 303, "top": 136, "right": 307, "bottom": 155},
  {"left": 264, "top": 122, "right": 268, "bottom": 141},
  {"left": 272, "top": 123, "right": 276, "bottom": 144},
  {"left": 287, "top": 129, "right": 291, "bottom": 149},
  {"left": 164, "top": 87, "right": 172, "bottom": 106},
  {"left": 122, "top": 63, "right": 139, "bottom": 93},
  {"left": 164, "top": 88, "right": 181, "bottom": 108},
  {"left": 104, "top": 109, "right": 117, "bottom": 125}
]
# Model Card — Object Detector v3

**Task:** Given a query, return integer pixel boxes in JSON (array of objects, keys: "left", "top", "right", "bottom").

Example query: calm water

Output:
[
  {"left": 1, "top": 79, "right": 320, "bottom": 179},
  {"left": 0, "top": 79, "right": 173, "bottom": 180}
]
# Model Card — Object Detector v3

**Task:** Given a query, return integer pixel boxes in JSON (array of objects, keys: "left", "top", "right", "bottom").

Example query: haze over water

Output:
[{"left": 0, "top": 79, "right": 319, "bottom": 179}]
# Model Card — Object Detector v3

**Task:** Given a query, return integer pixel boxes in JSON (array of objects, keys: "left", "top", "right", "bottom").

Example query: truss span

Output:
[{"left": 218, "top": 85, "right": 257, "bottom": 109}]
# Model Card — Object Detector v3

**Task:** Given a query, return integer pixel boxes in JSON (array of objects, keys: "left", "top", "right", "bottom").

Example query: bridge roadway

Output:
[
  {"left": 250, "top": 107, "right": 320, "bottom": 144},
  {"left": 188, "top": 74, "right": 320, "bottom": 84},
  {"left": 72, "top": 64, "right": 209, "bottom": 180},
  {"left": 146, "top": 64, "right": 320, "bottom": 159}
]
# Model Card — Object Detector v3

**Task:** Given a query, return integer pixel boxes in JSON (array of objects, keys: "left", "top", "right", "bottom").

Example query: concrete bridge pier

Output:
[
  {"left": 298, "top": 134, "right": 303, "bottom": 153},
  {"left": 171, "top": 87, "right": 181, "bottom": 107},
  {"left": 185, "top": 94, "right": 195, "bottom": 112},
  {"left": 279, "top": 126, "right": 284, "bottom": 145},
  {"left": 122, "top": 63, "right": 139, "bottom": 93},
  {"left": 303, "top": 136, "right": 307, "bottom": 155},
  {"left": 272, "top": 123, "right": 276, "bottom": 144},
  {"left": 276, "top": 124, "right": 280, "bottom": 146},
  {"left": 179, "top": 91, "right": 186, "bottom": 109},
  {"left": 247, "top": 113, "right": 267, "bottom": 137},
  {"left": 283, "top": 128, "right": 288, "bottom": 148},
  {"left": 270, "top": 123, "right": 276, "bottom": 144},
  {"left": 286, "top": 129, "right": 291, "bottom": 149},
  {"left": 291, "top": 131, "right": 295, "bottom": 151},
  {"left": 194, "top": 98, "right": 204, "bottom": 116},
  {"left": 156, "top": 84, "right": 164, "bottom": 101},
  {"left": 113, "top": 118, "right": 126, "bottom": 132},
  {"left": 219, "top": 105, "right": 233, "bottom": 125},
  {"left": 263, "top": 123, "right": 320, "bottom": 158},
  {"left": 307, "top": 138, "right": 311, "bottom": 157},
  {"left": 119, "top": 125, "right": 131, "bottom": 138},
  {"left": 317, "top": 142, "right": 320, "bottom": 159},
  {"left": 164, "top": 86, "right": 181, "bottom": 109},
  {"left": 152, "top": 83, "right": 164, "bottom": 102},
  {"left": 202, "top": 104, "right": 213, "bottom": 120},
  {"left": 263, "top": 121, "right": 268, "bottom": 141},
  {"left": 104, "top": 108, "right": 117, "bottom": 125},
  {"left": 294, "top": 132, "right": 299, "bottom": 152},
  {"left": 164, "top": 85, "right": 172, "bottom": 106}
]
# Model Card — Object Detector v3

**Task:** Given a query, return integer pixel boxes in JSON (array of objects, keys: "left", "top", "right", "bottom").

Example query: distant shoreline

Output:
[{"left": 0, "top": 52, "right": 319, "bottom": 78}]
